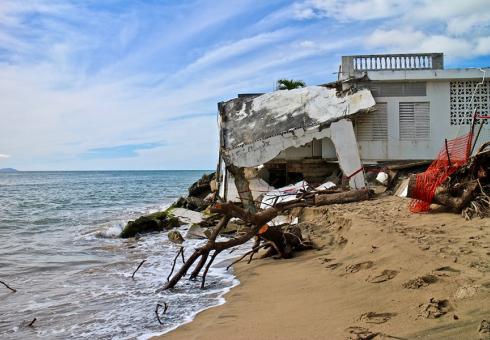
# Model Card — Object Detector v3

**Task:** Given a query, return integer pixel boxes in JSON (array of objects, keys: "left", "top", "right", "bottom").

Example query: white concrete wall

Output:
[
  {"left": 275, "top": 139, "right": 323, "bottom": 160},
  {"left": 354, "top": 80, "right": 484, "bottom": 161},
  {"left": 271, "top": 78, "right": 489, "bottom": 164}
]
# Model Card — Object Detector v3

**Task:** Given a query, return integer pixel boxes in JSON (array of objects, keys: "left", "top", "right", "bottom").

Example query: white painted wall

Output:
[
  {"left": 267, "top": 77, "right": 489, "bottom": 164},
  {"left": 275, "top": 139, "right": 323, "bottom": 160},
  {"left": 353, "top": 79, "right": 488, "bottom": 161}
]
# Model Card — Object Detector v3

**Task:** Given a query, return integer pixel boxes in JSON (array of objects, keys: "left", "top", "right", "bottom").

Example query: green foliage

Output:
[{"left": 277, "top": 79, "right": 306, "bottom": 90}]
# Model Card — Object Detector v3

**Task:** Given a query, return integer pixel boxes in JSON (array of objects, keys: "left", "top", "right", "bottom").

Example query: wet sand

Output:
[{"left": 157, "top": 196, "right": 490, "bottom": 340}]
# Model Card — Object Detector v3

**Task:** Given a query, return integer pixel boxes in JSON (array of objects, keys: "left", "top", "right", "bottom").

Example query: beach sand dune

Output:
[{"left": 158, "top": 196, "right": 490, "bottom": 340}]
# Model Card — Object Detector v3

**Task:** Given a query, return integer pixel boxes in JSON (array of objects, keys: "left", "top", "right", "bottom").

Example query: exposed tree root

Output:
[
  {"left": 167, "top": 247, "right": 185, "bottom": 282},
  {"left": 131, "top": 260, "right": 146, "bottom": 279},
  {"left": 0, "top": 280, "right": 16, "bottom": 293},
  {"left": 155, "top": 303, "right": 168, "bottom": 325}
]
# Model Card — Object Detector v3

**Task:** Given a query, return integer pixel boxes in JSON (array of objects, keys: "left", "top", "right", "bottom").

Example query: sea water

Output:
[{"left": 0, "top": 171, "right": 245, "bottom": 339}]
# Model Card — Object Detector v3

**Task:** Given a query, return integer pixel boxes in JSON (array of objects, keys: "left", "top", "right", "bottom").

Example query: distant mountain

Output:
[{"left": 0, "top": 168, "right": 18, "bottom": 173}]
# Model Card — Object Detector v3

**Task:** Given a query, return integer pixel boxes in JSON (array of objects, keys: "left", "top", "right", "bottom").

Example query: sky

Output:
[{"left": 0, "top": 0, "right": 490, "bottom": 171}]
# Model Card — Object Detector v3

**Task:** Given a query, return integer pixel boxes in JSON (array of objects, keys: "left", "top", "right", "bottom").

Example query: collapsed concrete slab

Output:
[
  {"left": 217, "top": 86, "right": 375, "bottom": 198},
  {"left": 219, "top": 86, "right": 375, "bottom": 168}
]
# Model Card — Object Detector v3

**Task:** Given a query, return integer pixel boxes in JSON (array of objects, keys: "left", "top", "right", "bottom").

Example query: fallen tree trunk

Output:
[
  {"left": 407, "top": 174, "right": 479, "bottom": 210},
  {"left": 314, "top": 188, "right": 370, "bottom": 206},
  {"left": 407, "top": 144, "right": 490, "bottom": 211}
]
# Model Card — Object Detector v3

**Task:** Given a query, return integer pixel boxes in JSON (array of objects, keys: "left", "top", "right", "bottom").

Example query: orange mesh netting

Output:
[{"left": 409, "top": 133, "right": 473, "bottom": 213}]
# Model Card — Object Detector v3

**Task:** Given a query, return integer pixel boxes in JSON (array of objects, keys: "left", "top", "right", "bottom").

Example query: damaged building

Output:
[{"left": 216, "top": 52, "right": 490, "bottom": 201}]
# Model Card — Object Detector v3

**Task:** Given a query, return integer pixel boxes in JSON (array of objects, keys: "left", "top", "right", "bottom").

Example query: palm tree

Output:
[{"left": 276, "top": 79, "right": 306, "bottom": 90}]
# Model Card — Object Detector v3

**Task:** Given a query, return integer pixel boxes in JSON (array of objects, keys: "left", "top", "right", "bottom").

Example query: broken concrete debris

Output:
[
  {"left": 260, "top": 180, "right": 309, "bottom": 210},
  {"left": 217, "top": 86, "right": 375, "bottom": 197},
  {"left": 375, "top": 172, "right": 388, "bottom": 186},
  {"left": 219, "top": 86, "right": 375, "bottom": 168},
  {"left": 185, "top": 224, "right": 212, "bottom": 239},
  {"left": 315, "top": 181, "right": 336, "bottom": 191}
]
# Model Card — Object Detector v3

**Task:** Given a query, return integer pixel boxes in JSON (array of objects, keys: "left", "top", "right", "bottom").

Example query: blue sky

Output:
[{"left": 0, "top": 0, "right": 489, "bottom": 170}]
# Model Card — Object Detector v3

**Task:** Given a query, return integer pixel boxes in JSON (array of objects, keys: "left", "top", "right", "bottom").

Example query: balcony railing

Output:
[{"left": 342, "top": 53, "right": 443, "bottom": 74}]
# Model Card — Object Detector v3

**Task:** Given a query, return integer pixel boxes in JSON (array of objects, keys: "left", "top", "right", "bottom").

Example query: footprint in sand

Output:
[
  {"left": 345, "top": 326, "right": 400, "bottom": 340},
  {"left": 366, "top": 270, "right": 398, "bottom": 283},
  {"left": 418, "top": 298, "right": 450, "bottom": 319},
  {"left": 402, "top": 274, "right": 438, "bottom": 289},
  {"left": 345, "top": 261, "right": 374, "bottom": 273},
  {"left": 434, "top": 266, "right": 460, "bottom": 273},
  {"left": 433, "top": 266, "right": 461, "bottom": 277},
  {"left": 345, "top": 326, "right": 379, "bottom": 340},
  {"left": 478, "top": 320, "right": 490, "bottom": 340},
  {"left": 359, "top": 312, "right": 397, "bottom": 324},
  {"left": 318, "top": 257, "right": 335, "bottom": 264},
  {"left": 326, "top": 262, "right": 342, "bottom": 270}
]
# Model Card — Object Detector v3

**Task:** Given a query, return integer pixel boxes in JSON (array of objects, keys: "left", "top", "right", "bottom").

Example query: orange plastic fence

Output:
[{"left": 409, "top": 133, "right": 473, "bottom": 213}]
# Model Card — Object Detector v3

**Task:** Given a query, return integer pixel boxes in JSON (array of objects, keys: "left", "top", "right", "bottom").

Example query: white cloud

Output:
[
  {"left": 475, "top": 37, "right": 490, "bottom": 55},
  {"left": 365, "top": 28, "right": 479, "bottom": 59},
  {"left": 290, "top": 0, "right": 490, "bottom": 23},
  {"left": 366, "top": 29, "right": 426, "bottom": 50},
  {"left": 174, "top": 29, "right": 294, "bottom": 78},
  {"left": 291, "top": 0, "right": 406, "bottom": 21},
  {"left": 281, "top": 0, "right": 490, "bottom": 60},
  {"left": 411, "top": 0, "right": 490, "bottom": 21},
  {"left": 446, "top": 13, "right": 490, "bottom": 35},
  {"left": 0, "top": 154, "right": 11, "bottom": 158}
]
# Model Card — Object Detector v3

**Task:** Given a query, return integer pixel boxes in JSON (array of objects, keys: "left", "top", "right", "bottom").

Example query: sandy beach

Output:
[{"left": 157, "top": 195, "right": 490, "bottom": 340}]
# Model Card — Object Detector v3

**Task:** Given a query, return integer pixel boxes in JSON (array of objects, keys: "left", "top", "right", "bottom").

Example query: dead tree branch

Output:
[
  {"left": 0, "top": 280, "right": 16, "bottom": 293},
  {"left": 180, "top": 248, "right": 186, "bottom": 264},
  {"left": 167, "top": 247, "right": 185, "bottom": 282},
  {"left": 155, "top": 303, "right": 168, "bottom": 325},
  {"left": 131, "top": 260, "right": 146, "bottom": 279},
  {"left": 163, "top": 200, "right": 308, "bottom": 290},
  {"left": 201, "top": 250, "right": 222, "bottom": 289},
  {"left": 189, "top": 252, "right": 209, "bottom": 280}
]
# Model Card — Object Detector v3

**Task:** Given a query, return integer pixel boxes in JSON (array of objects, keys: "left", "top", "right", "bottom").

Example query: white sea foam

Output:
[{"left": 94, "top": 223, "right": 124, "bottom": 238}]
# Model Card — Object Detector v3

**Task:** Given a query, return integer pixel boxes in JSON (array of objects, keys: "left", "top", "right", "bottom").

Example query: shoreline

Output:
[
  {"left": 155, "top": 196, "right": 490, "bottom": 340},
  {"left": 142, "top": 270, "right": 241, "bottom": 340}
]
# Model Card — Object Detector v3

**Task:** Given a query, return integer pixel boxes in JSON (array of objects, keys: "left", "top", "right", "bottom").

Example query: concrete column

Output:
[{"left": 330, "top": 119, "right": 366, "bottom": 189}]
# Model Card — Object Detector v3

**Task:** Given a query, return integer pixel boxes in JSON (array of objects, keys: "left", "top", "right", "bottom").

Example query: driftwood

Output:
[
  {"left": 314, "top": 188, "right": 370, "bottom": 206},
  {"left": 131, "top": 260, "right": 146, "bottom": 279},
  {"left": 0, "top": 280, "right": 16, "bottom": 293},
  {"left": 226, "top": 242, "right": 271, "bottom": 270},
  {"left": 163, "top": 199, "right": 308, "bottom": 290},
  {"left": 407, "top": 143, "right": 489, "bottom": 216},
  {"left": 167, "top": 247, "right": 185, "bottom": 282},
  {"left": 256, "top": 224, "right": 313, "bottom": 259},
  {"left": 155, "top": 303, "right": 168, "bottom": 325}
]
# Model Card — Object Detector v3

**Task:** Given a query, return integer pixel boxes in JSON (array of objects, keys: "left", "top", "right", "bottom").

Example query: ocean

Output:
[{"left": 0, "top": 171, "right": 245, "bottom": 339}]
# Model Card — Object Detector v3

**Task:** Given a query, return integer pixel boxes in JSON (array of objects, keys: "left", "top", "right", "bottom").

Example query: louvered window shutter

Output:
[
  {"left": 399, "top": 102, "right": 430, "bottom": 140},
  {"left": 356, "top": 102, "right": 388, "bottom": 141}
]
